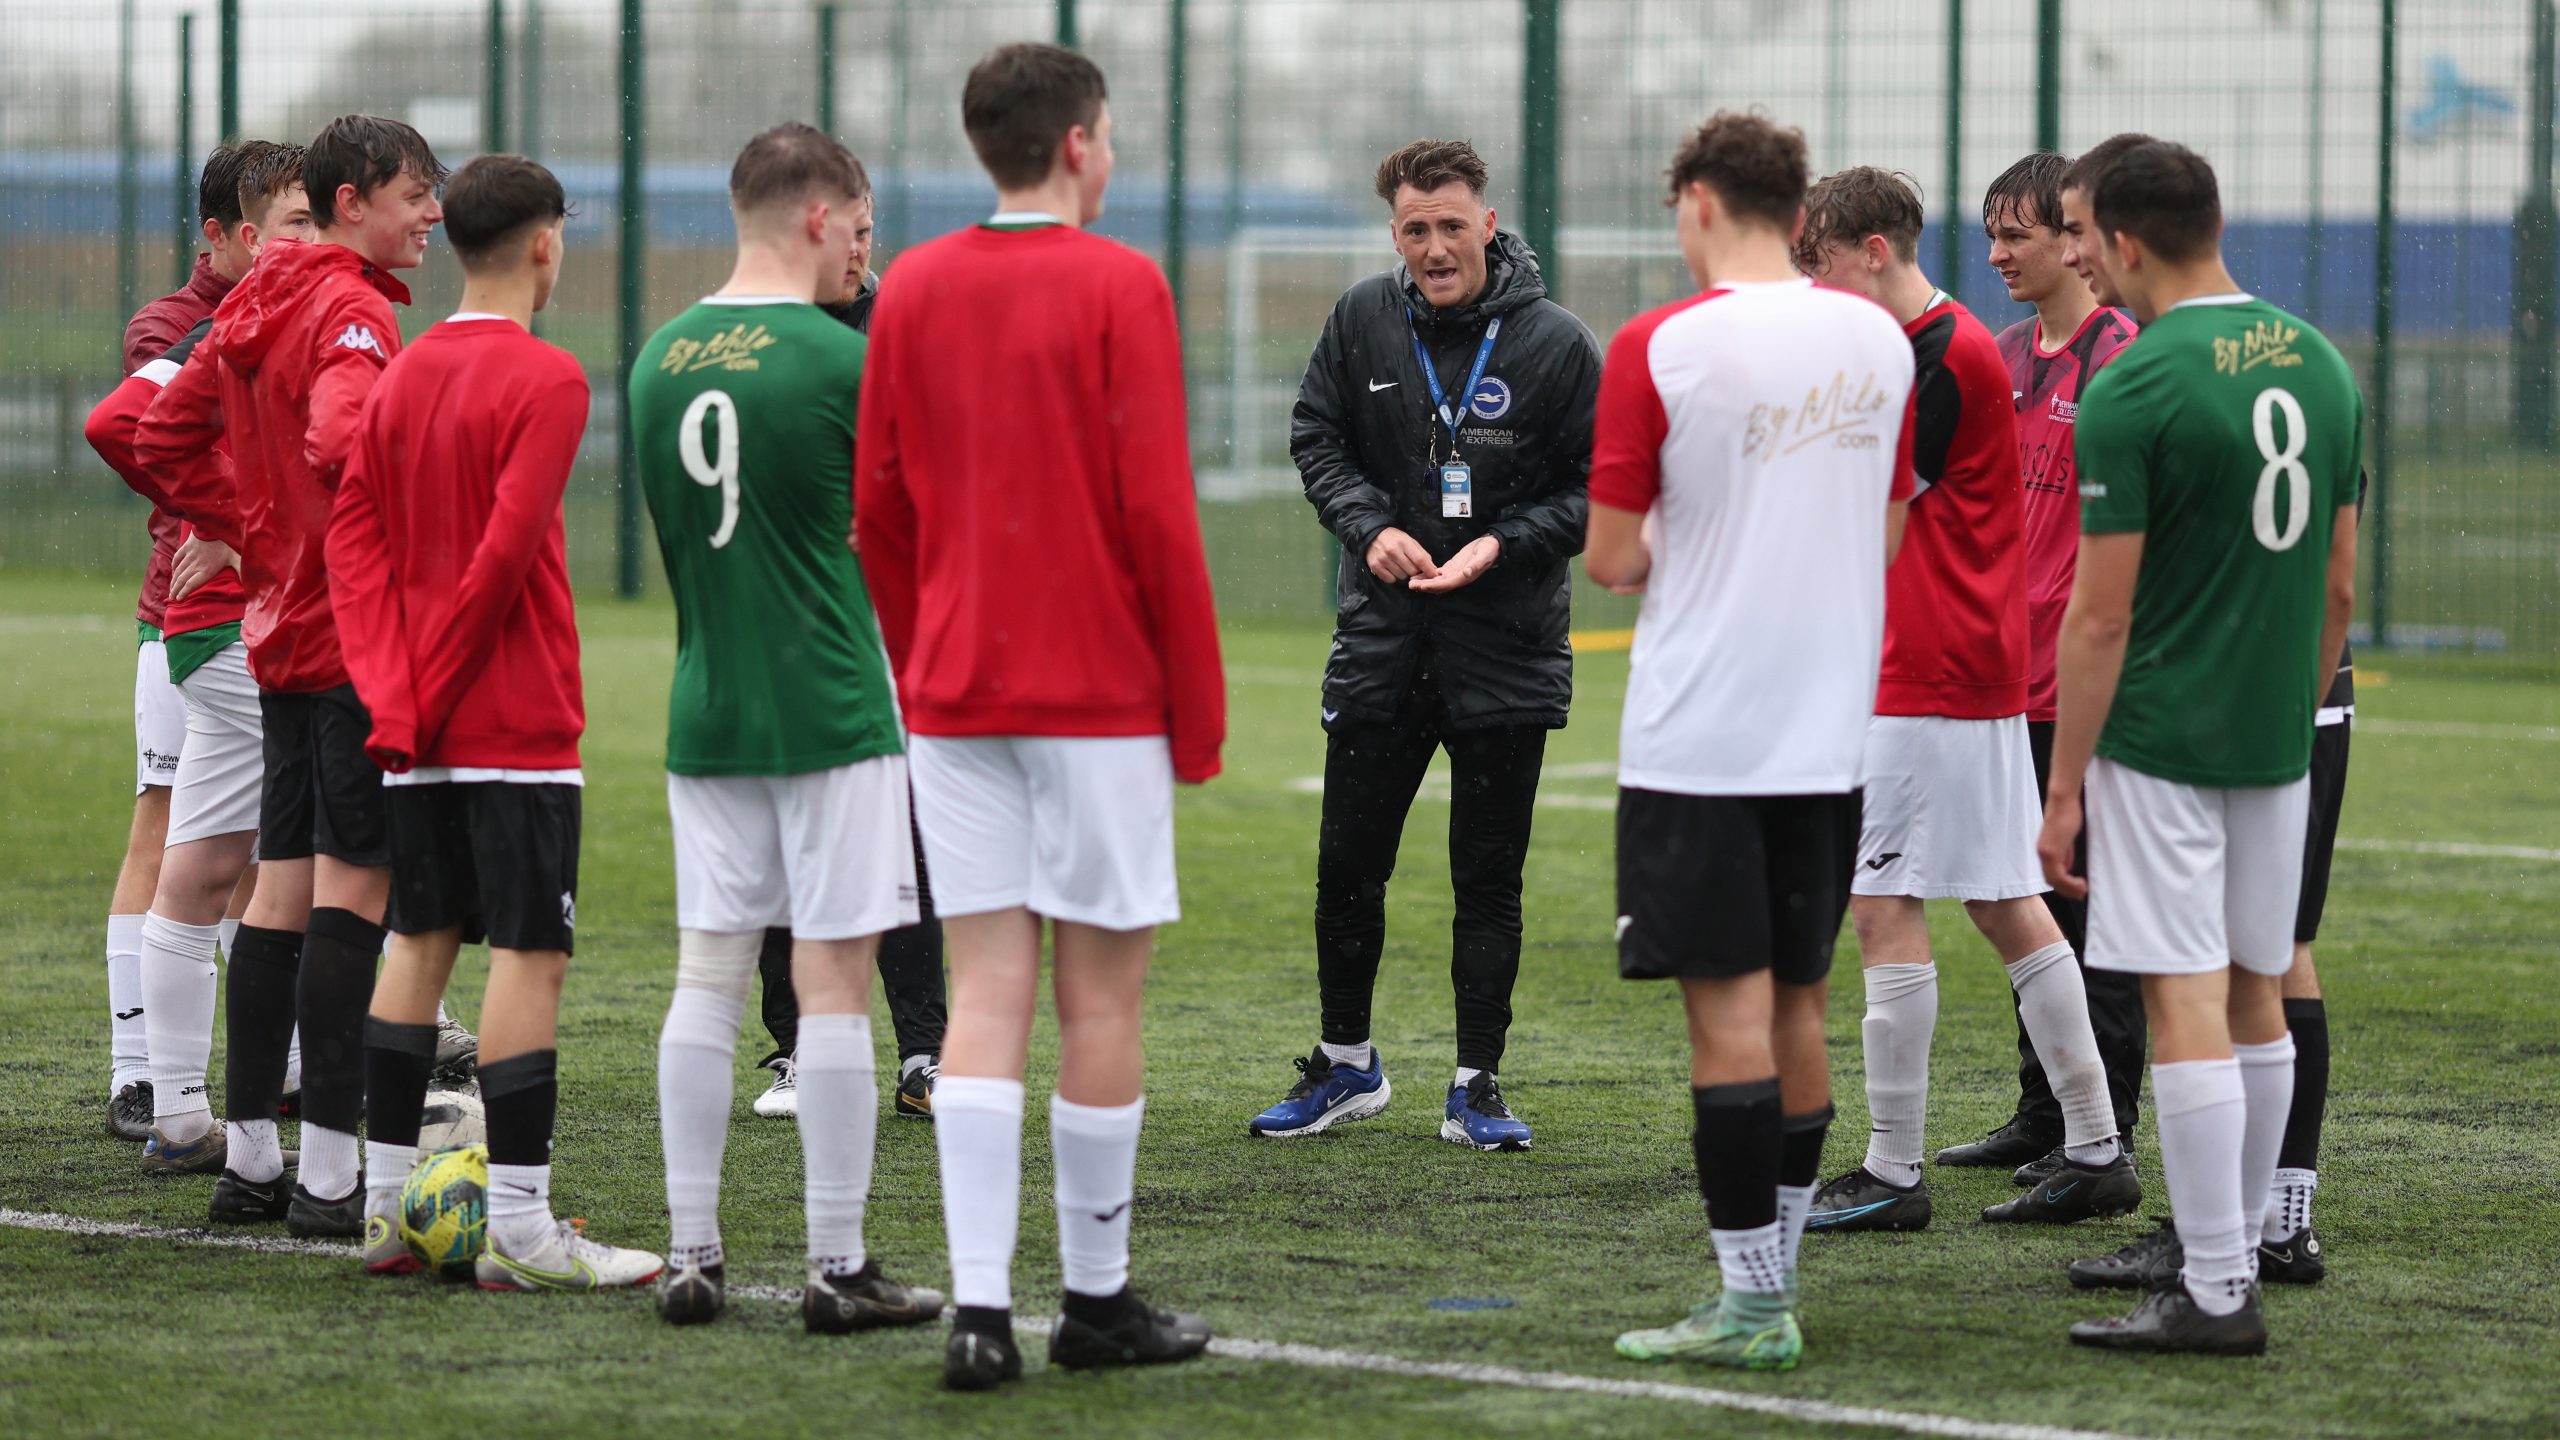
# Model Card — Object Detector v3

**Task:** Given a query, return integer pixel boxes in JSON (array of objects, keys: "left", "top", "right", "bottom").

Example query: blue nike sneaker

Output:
[
  {"left": 1441, "top": 1074, "right": 1532, "bottom": 1151},
  {"left": 1246, "top": 1047, "right": 1391, "bottom": 1137},
  {"left": 1804, "top": 1165, "right": 1931, "bottom": 1232}
]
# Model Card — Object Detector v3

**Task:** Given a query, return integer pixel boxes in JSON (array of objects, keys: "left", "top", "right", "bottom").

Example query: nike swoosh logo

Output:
[
  {"left": 1810, "top": 1198, "right": 1899, "bottom": 1224},
  {"left": 499, "top": 1183, "right": 541, "bottom": 1197},
  {"left": 1368, "top": 379, "right": 1398, "bottom": 392},
  {"left": 500, "top": 1252, "right": 596, "bottom": 1287},
  {"left": 2045, "top": 1181, "right": 2082, "bottom": 1203},
  {"left": 1093, "top": 1201, "right": 1131, "bottom": 1223}
]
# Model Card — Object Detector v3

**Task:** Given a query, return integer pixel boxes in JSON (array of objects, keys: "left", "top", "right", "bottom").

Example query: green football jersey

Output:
[
  {"left": 631, "top": 298, "right": 901, "bottom": 777},
  {"left": 2076, "top": 295, "right": 2363, "bottom": 787}
]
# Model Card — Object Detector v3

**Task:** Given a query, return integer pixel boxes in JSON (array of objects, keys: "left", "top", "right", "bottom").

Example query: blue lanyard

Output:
[{"left": 1407, "top": 309, "right": 1502, "bottom": 450}]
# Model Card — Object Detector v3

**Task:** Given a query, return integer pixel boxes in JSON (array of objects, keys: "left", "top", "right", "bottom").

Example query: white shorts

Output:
[
  {"left": 2083, "top": 757, "right": 2309, "bottom": 977},
  {"left": 1852, "top": 713, "right": 2046, "bottom": 901},
  {"left": 908, "top": 734, "right": 1179, "bottom": 931},
  {"left": 167, "top": 642, "right": 263, "bottom": 847},
  {"left": 667, "top": 755, "right": 920, "bottom": 940},
  {"left": 134, "top": 638, "right": 185, "bottom": 794}
]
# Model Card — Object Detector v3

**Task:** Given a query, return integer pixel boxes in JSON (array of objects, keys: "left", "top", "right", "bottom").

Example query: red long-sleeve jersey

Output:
[
  {"left": 135, "top": 239, "right": 410, "bottom": 694},
  {"left": 118, "top": 254, "right": 235, "bottom": 628},
  {"left": 327, "top": 317, "right": 587, "bottom": 773},
  {"left": 84, "top": 326, "right": 247, "bottom": 637},
  {"left": 853, "top": 223, "right": 1226, "bottom": 783}
]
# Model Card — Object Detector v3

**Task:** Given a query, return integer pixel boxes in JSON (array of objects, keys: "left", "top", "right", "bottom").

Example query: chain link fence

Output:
[{"left": 3, "top": 0, "right": 2552, "bottom": 652}]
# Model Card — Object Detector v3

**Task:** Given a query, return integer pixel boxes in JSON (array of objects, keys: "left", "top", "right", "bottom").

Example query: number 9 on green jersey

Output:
[{"left": 630, "top": 298, "right": 903, "bottom": 778}]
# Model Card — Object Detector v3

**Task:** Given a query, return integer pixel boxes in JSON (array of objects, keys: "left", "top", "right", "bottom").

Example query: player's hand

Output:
[
  {"left": 2038, "top": 789, "right": 2087, "bottom": 899},
  {"left": 1408, "top": 534, "right": 1500, "bottom": 593},
  {"left": 169, "top": 535, "right": 238, "bottom": 601},
  {"left": 1366, "top": 527, "right": 1440, "bottom": 584}
]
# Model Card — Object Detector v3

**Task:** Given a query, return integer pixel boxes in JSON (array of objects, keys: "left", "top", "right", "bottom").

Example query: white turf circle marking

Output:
[{"left": 0, "top": 1207, "right": 2163, "bottom": 1440}]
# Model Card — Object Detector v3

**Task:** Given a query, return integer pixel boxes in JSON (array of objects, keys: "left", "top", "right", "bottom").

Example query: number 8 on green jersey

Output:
[
  {"left": 631, "top": 298, "right": 903, "bottom": 777},
  {"left": 2074, "top": 294, "right": 2364, "bottom": 788}
]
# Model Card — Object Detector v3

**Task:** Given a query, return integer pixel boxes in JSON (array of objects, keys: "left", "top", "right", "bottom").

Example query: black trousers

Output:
[
  {"left": 2016, "top": 719, "right": 2147, "bottom": 1139},
  {"left": 757, "top": 807, "right": 947, "bottom": 1064},
  {"left": 1315, "top": 658, "right": 1547, "bottom": 1074}
]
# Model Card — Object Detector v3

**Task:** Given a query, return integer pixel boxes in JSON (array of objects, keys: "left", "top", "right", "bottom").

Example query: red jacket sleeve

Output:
[
  {"left": 1106, "top": 262, "right": 1225, "bottom": 783},
  {"left": 307, "top": 290, "right": 397, "bottom": 493},
  {"left": 134, "top": 348, "right": 242, "bottom": 548},
  {"left": 87, "top": 373, "right": 179, "bottom": 511},
  {"left": 1587, "top": 313, "right": 1669, "bottom": 515},
  {"left": 408, "top": 365, "right": 590, "bottom": 756},
  {"left": 324, "top": 392, "right": 422, "bottom": 769},
  {"left": 123, "top": 302, "right": 185, "bottom": 377},
  {"left": 852, "top": 300, "right": 920, "bottom": 675}
]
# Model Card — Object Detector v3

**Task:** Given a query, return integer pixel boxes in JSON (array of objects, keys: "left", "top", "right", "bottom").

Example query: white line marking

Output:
[
  {"left": 2357, "top": 718, "right": 2560, "bottom": 743},
  {"left": 2335, "top": 837, "right": 2560, "bottom": 863},
  {"left": 0, "top": 1206, "right": 2164, "bottom": 1440}
]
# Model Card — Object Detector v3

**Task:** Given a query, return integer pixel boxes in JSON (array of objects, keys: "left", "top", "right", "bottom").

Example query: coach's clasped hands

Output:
[{"left": 1369, "top": 527, "right": 1499, "bottom": 593}]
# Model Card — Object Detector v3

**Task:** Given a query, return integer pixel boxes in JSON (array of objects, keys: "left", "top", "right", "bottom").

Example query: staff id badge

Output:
[{"left": 1440, "top": 460, "right": 1474, "bottom": 518}]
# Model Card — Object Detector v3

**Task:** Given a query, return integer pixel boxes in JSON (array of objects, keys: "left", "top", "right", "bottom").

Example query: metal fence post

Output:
[
  {"left": 2516, "top": 0, "right": 2558, "bottom": 450},
  {"left": 174, "top": 14, "right": 195, "bottom": 291},
  {"left": 617, "top": 0, "right": 646, "bottom": 599},
  {"left": 817, "top": 3, "right": 838, "bottom": 136},
  {"left": 218, "top": 0, "right": 239, "bottom": 142},
  {"left": 888, "top": 0, "right": 911, "bottom": 254},
  {"left": 1941, "top": 0, "right": 1963, "bottom": 289},
  {"left": 2370, "top": 0, "right": 2397, "bottom": 644},
  {"left": 485, "top": 0, "right": 508, "bottom": 153},
  {"left": 522, "top": 0, "right": 544, "bottom": 159},
  {"left": 116, "top": 0, "right": 137, "bottom": 341},
  {"left": 1058, "top": 0, "right": 1078, "bottom": 49},
  {"left": 2034, "top": 0, "right": 2060, "bottom": 152},
  {"left": 1167, "top": 0, "right": 1188, "bottom": 325},
  {"left": 2307, "top": 0, "right": 2327, "bottom": 326},
  {"left": 1522, "top": 0, "right": 1561, "bottom": 297}
]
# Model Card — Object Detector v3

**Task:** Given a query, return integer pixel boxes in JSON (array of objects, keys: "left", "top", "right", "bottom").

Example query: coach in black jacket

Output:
[{"left": 1248, "top": 138, "right": 1599, "bottom": 1153}]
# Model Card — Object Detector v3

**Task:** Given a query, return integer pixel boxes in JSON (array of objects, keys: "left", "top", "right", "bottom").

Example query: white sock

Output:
[
  {"left": 900, "top": 1053, "right": 936, "bottom": 1080},
  {"left": 1776, "top": 1183, "right": 1816, "bottom": 1274},
  {"left": 140, "top": 912, "right": 222, "bottom": 1141},
  {"left": 1860, "top": 963, "right": 1937, "bottom": 1186},
  {"left": 217, "top": 917, "right": 241, "bottom": 961},
  {"left": 935, "top": 1075, "right": 1026, "bottom": 1309},
  {"left": 231, "top": 1119, "right": 283, "bottom": 1183},
  {"left": 1454, "top": 1066, "right": 1485, "bottom": 1090},
  {"left": 107, "top": 913, "right": 149, "bottom": 1091},
  {"left": 364, "top": 1140, "right": 417, "bottom": 1220},
  {"left": 487, "top": 1161, "right": 555, "bottom": 1254},
  {"left": 302, "top": 1124, "right": 360, "bottom": 1201},
  {"left": 2006, "top": 941, "right": 2118, "bottom": 1163},
  {"left": 2154, "top": 1058, "right": 2252, "bottom": 1316},
  {"left": 1710, "top": 1220, "right": 1788, "bottom": 1297},
  {"left": 2235, "top": 1036, "right": 2297, "bottom": 1246},
  {"left": 658, "top": 984, "right": 745, "bottom": 1262},
  {"left": 796, "top": 1013, "right": 877, "bottom": 1276},
  {"left": 1319, "top": 1040, "right": 1373, "bottom": 1071},
  {"left": 2265, "top": 1166, "right": 2319, "bottom": 1243},
  {"left": 1052, "top": 1092, "right": 1144, "bottom": 1298}
]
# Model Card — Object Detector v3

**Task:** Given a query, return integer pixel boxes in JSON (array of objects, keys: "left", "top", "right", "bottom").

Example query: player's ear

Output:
[{"left": 1481, "top": 206, "right": 1497, "bottom": 240}]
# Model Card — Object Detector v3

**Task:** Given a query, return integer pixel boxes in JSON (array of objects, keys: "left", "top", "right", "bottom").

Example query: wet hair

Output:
[
  {"left": 1799, "top": 166, "right": 1925, "bottom": 266},
  {"left": 442, "top": 154, "right": 570, "bottom": 269},
  {"left": 962, "top": 43, "right": 1109, "bottom": 191},
  {"left": 1983, "top": 151, "right": 2069, "bottom": 235},
  {"left": 2091, "top": 140, "right": 2223, "bottom": 265},
  {"left": 303, "top": 114, "right": 447, "bottom": 229},
  {"left": 1374, "top": 138, "right": 1490, "bottom": 204},
  {"left": 1664, "top": 111, "right": 1808, "bottom": 230},
  {"left": 196, "top": 143, "right": 249, "bottom": 228},
  {"left": 728, "top": 122, "right": 869, "bottom": 217},
  {"left": 233, "top": 141, "right": 307, "bottom": 228},
  {"left": 2060, "top": 131, "right": 2158, "bottom": 200}
]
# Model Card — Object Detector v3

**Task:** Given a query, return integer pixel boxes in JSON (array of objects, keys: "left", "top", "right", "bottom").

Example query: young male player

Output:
[
  {"left": 84, "top": 141, "right": 314, "bottom": 1196},
  {"left": 138, "top": 114, "right": 449, "bottom": 1237},
  {"left": 639, "top": 124, "right": 942, "bottom": 1335},
  {"left": 1588, "top": 112, "right": 1913, "bottom": 1371},
  {"left": 2041, "top": 141, "right": 2360, "bottom": 1355},
  {"left": 328, "top": 154, "right": 659, "bottom": 1290},
  {"left": 856, "top": 44, "right": 1226, "bottom": 1389},
  {"left": 1933, "top": 150, "right": 2146, "bottom": 1177},
  {"left": 97, "top": 141, "right": 254, "bottom": 1141},
  {"left": 1792, "top": 167, "right": 2132, "bottom": 1230}
]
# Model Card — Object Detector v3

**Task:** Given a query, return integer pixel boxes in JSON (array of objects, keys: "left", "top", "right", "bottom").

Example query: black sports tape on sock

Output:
[
  {"left": 222, "top": 925, "right": 304, "bottom": 1122},
  {"left": 2278, "top": 998, "right": 2330, "bottom": 1171},
  {"left": 296, "top": 909, "right": 383, "bottom": 1135},
  {"left": 1780, "top": 1105, "right": 1836, "bottom": 1189},
  {"left": 1690, "top": 1078, "right": 1784, "bottom": 1231},
  {"left": 481, "top": 1049, "right": 560, "bottom": 1168},
  {"left": 363, "top": 1019, "right": 437, "bottom": 1148}
]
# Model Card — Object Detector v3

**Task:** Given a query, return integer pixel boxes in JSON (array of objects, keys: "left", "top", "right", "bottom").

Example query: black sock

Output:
[
  {"left": 1779, "top": 1105, "right": 1834, "bottom": 1189},
  {"left": 296, "top": 908, "right": 384, "bottom": 1135},
  {"left": 954, "top": 1304, "right": 1013, "bottom": 1336},
  {"left": 757, "top": 927, "right": 797, "bottom": 1061},
  {"left": 362, "top": 1018, "right": 436, "bottom": 1147},
  {"left": 222, "top": 924, "right": 303, "bottom": 1122},
  {"left": 1691, "top": 1078, "right": 1783, "bottom": 1231},
  {"left": 2279, "top": 997, "right": 2329, "bottom": 1171},
  {"left": 481, "top": 1049, "right": 560, "bottom": 1168}
]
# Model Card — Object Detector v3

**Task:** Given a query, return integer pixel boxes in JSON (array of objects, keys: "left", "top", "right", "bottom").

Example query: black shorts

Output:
[
  {"left": 258, "top": 684, "right": 390, "bottom": 866},
  {"left": 2295, "top": 720, "right": 2352, "bottom": 943},
  {"left": 386, "top": 782, "right": 581, "bottom": 954},
  {"left": 1616, "top": 787, "right": 1860, "bottom": 985}
]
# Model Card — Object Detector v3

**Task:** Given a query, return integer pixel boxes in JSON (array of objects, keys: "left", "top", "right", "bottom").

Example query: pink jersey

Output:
[{"left": 1994, "top": 306, "right": 2136, "bottom": 721}]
